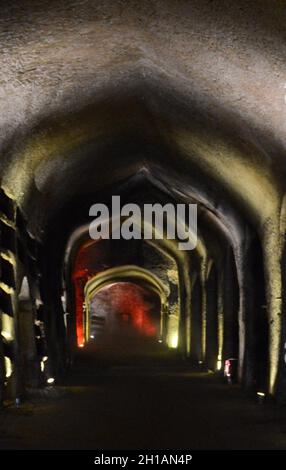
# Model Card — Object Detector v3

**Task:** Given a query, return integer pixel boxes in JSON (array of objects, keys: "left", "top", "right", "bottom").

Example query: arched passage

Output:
[
  {"left": 1, "top": 0, "right": 286, "bottom": 451},
  {"left": 86, "top": 281, "right": 161, "bottom": 358},
  {"left": 84, "top": 266, "right": 168, "bottom": 346}
]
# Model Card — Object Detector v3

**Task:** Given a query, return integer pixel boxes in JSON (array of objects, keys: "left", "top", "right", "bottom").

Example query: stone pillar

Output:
[
  {"left": 222, "top": 246, "right": 239, "bottom": 362},
  {"left": 205, "top": 264, "right": 219, "bottom": 371},
  {"left": 242, "top": 237, "right": 268, "bottom": 393},
  {"left": 190, "top": 277, "right": 203, "bottom": 362}
]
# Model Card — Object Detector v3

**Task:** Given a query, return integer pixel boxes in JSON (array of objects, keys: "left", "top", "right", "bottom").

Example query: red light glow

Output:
[{"left": 72, "top": 240, "right": 159, "bottom": 346}]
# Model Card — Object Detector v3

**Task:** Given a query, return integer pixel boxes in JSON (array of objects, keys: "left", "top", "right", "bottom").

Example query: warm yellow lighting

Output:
[
  {"left": 79, "top": 343, "right": 84, "bottom": 348},
  {"left": 40, "top": 361, "right": 45, "bottom": 372},
  {"left": 4, "top": 357, "right": 12, "bottom": 378},
  {"left": 167, "top": 269, "right": 178, "bottom": 284},
  {"left": 0, "top": 251, "right": 16, "bottom": 266},
  {"left": 257, "top": 391, "right": 266, "bottom": 404},
  {"left": 0, "top": 281, "right": 14, "bottom": 295},
  {"left": 217, "top": 355, "right": 222, "bottom": 370},
  {"left": 47, "top": 377, "right": 55, "bottom": 384},
  {"left": 167, "top": 314, "right": 179, "bottom": 349},
  {"left": 42, "top": 356, "right": 48, "bottom": 362},
  {"left": 2, "top": 314, "right": 14, "bottom": 342},
  {"left": 2, "top": 331, "right": 12, "bottom": 341},
  {"left": 158, "top": 339, "right": 163, "bottom": 343},
  {"left": 90, "top": 335, "right": 94, "bottom": 339},
  {"left": 170, "top": 333, "right": 178, "bottom": 349},
  {"left": 0, "top": 217, "right": 15, "bottom": 231}
]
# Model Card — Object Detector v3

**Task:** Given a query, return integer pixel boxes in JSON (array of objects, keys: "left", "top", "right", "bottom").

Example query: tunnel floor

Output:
[{"left": 1, "top": 342, "right": 286, "bottom": 450}]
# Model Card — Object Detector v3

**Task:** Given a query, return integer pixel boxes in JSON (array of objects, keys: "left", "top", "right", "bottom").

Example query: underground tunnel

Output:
[{"left": 0, "top": 0, "right": 286, "bottom": 453}]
